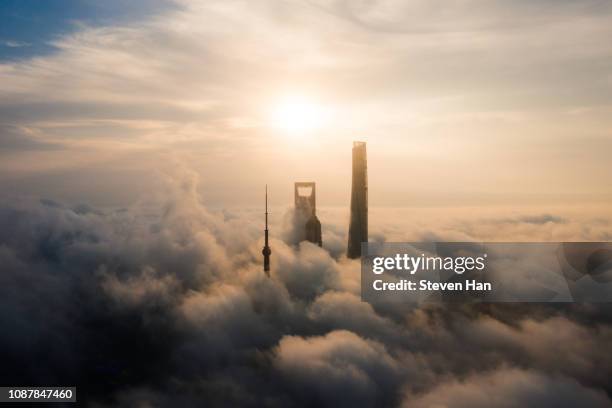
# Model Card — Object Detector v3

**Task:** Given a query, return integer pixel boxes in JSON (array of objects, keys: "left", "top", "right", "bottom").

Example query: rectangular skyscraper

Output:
[
  {"left": 347, "top": 141, "right": 368, "bottom": 258},
  {"left": 294, "top": 182, "right": 322, "bottom": 247}
]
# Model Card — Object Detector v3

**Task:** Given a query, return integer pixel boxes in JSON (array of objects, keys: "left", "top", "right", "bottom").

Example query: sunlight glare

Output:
[{"left": 270, "top": 96, "right": 329, "bottom": 134}]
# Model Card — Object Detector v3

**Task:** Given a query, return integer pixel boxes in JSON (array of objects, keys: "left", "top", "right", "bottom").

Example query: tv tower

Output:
[{"left": 262, "top": 185, "right": 271, "bottom": 276}]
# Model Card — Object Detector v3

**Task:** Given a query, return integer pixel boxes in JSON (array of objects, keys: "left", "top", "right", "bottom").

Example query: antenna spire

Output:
[{"left": 262, "top": 184, "right": 271, "bottom": 276}]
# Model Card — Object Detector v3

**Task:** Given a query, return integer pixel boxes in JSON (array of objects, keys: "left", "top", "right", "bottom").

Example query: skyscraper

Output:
[
  {"left": 294, "top": 182, "right": 322, "bottom": 247},
  {"left": 262, "top": 185, "right": 271, "bottom": 275},
  {"left": 347, "top": 141, "right": 368, "bottom": 258}
]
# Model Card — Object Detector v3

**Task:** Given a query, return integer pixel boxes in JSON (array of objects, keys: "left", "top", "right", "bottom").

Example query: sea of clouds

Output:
[{"left": 0, "top": 168, "right": 611, "bottom": 407}]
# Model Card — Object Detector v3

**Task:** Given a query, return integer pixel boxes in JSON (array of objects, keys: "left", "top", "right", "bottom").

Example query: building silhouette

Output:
[
  {"left": 347, "top": 141, "right": 368, "bottom": 258},
  {"left": 262, "top": 185, "right": 271, "bottom": 275},
  {"left": 294, "top": 182, "right": 322, "bottom": 247}
]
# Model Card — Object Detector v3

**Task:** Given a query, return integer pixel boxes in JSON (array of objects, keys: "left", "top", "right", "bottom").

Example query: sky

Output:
[
  {"left": 1, "top": 3, "right": 612, "bottom": 406},
  {"left": 0, "top": 0, "right": 172, "bottom": 59},
  {"left": 1, "top": 0, "right": 611, "bottom": 208}
]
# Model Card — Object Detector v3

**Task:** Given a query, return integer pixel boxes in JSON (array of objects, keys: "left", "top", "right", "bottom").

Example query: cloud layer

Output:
[{"left": 0, "top": 169, "right": 611, "bottom": 407}]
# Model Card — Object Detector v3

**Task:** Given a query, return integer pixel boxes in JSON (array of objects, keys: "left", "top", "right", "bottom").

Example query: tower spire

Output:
[{"left": 262, "top": 184, "right": 271, "bottom": 275}]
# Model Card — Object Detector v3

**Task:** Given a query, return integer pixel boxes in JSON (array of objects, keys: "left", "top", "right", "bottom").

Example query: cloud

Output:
[
  {"left": 274, "top": 330, "right": 402, "bottom": 407},
  {"left": 0, "top": 169, "right": 611, "bottom": 406},
  {"left": 307, "top": 291, "right": 402, "bottom": 342},
  {"left": 403, "top": 368, "right": 611, "bottom": 408},
  {"left": 2, "top": 40, "right": 31, "bottom": 48},
  {"left": 464, "top": 315, "right": 612, "bottom": 388},
  {"left": 0, "top": 124, "right": 59, "bottom": 151},
  {"left": 1, "top": 0, "right": 611, "bottom": 205},
  {"left": 492, "top": 214, "right": 568, "bottom": 225}
]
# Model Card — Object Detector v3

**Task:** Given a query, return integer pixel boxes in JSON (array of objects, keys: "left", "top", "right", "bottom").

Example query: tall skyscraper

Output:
[
  {"left": 294, "top": 182, "right": 322, "bottom": 247},
  {"left": 262, "top": 185, "right": 271, "bottom": 275},
  {"left": 347, "top": 141, "right": 368, "bottom": 258}
]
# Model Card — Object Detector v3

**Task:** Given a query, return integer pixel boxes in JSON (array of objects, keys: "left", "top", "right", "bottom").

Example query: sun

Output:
[{"left": 270, "top": 96, "right": 329, "bottom": 134}]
